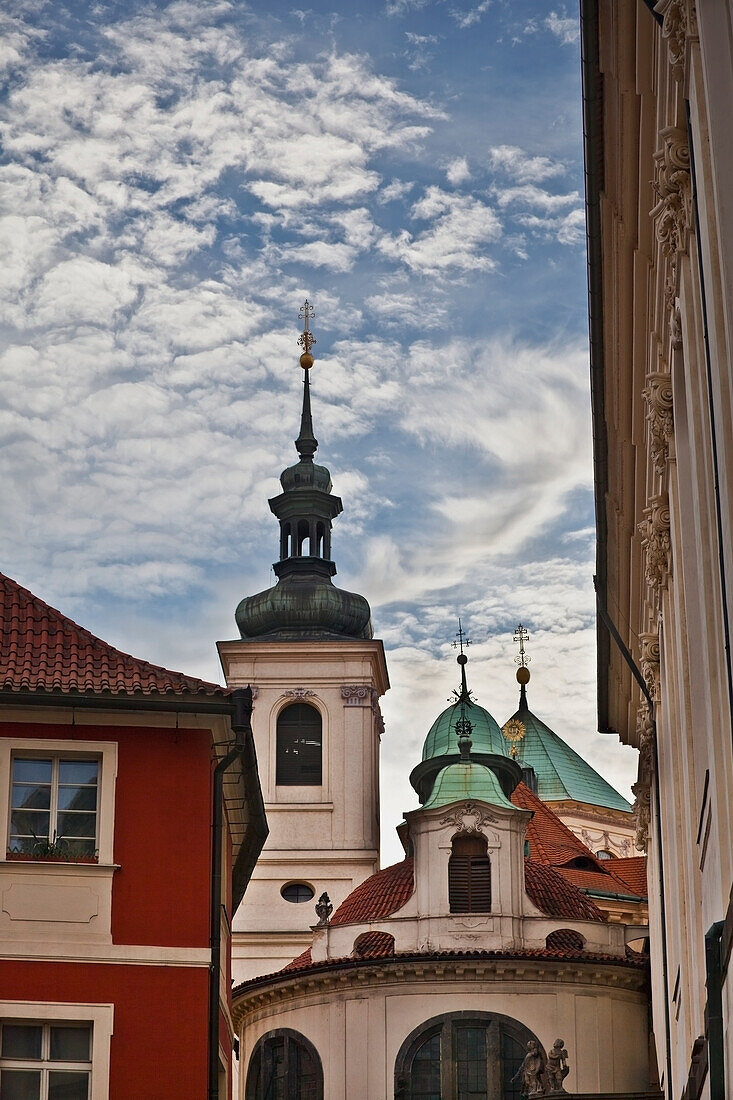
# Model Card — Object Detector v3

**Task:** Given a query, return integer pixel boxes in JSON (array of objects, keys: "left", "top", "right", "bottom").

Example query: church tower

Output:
[{"left": 219, "top": 302, "right": 389, "bottom": 982}]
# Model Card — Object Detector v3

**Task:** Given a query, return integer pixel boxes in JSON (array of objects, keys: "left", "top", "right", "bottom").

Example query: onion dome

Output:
[
  {"left": 501, "top": 626, "right": 631, "bottom": 812},
  {"left": 235, "top": 301, "right": 373, "bottom": 641},
  {"left": 410, "top": 625, "right": 522, "bottom": 804}
]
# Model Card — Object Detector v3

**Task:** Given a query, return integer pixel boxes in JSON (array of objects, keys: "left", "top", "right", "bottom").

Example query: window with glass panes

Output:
[
  {"left": 0, "top": 1022, "right": 91, "bottom": 1099},
  {"left": 246, "top": 1029, "right": 322, "bottom": 1100},
  {"left": 9, "top": 757, "right": 99, "bottom": 857},
  {"left": 395, "top": 1012, "right": 538, "bottom": 1100}
]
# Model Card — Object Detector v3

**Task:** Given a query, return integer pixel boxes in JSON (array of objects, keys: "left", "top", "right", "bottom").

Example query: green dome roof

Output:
[
  {"left": 504, "top": 686, "right": 632, "bottom": 813},
  {"left": 424, "top": 761, "right": 517, "bottom": 811},
  {"left": 422, "top": 699, "right": 505, "bottom": 761}
]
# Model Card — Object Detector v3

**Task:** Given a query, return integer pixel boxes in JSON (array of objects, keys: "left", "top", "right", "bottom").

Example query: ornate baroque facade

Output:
[{"left": 583, "top": 1, "right": 733, "bottom": 1096}]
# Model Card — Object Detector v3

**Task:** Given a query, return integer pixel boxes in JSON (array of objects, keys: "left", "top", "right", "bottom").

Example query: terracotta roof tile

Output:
[
  {"left": 330, "top": 859, "right": 414, "bottom": 925},
  {"left": 524, "top": 860, "right": 606, "bottom": 921},
  {"left": 353, "top": 930, "right": 396, "bottom": 958},
  {"left": 511, "top": 781, "right": 604, "bottom": 866},
  {"left": 0, "top": 572, "right": 227, "bottom": 698},
  {"left": 607, "top": 856, "right": 648, "bottom": 897},
  {"left": 234, "top": 944, "right": 647, "bottom": 997}
]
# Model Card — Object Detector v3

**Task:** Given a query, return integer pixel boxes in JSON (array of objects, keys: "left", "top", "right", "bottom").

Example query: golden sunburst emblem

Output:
[{"left": 501, "top": 717, "right": 526, "bottom": 759}]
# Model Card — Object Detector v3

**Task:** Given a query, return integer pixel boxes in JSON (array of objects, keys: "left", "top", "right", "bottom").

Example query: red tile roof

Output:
[
  {"left": 235, "top": 944, "right": 647, "bottom": 997},
  {"left": 0, "top": 572, "right": 227, "bottom": 697},
  {"left": 524, "top": 860, "right": 606, "bottom": 921},
  {"left": 608, "top": 856, "right": 648, "bottom": 897},
  {"left": 511, "top": 782, "right": 646, "bottom": 900},
  {"left": 353, "top": 930, "right": 396, "bottom": 958},
  {"left": 330, "top": 859, "right": 414, "bottom": 925}
]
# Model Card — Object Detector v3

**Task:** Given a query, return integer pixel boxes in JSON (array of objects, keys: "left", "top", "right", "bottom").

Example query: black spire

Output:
[
  {"left": 451, "top": 619, "right": 474, "bottom": 759},
  {"left": 295, "top": 299, "right": 318, "bottom": 462}
]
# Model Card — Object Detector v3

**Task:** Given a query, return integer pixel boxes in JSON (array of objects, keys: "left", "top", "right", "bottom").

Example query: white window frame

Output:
[
  {"left": 0, "top": 739, "right": 117, "bottom": 866},
  {"left": 0, "top": 1002, "right": 113, "bottom": 1100}
]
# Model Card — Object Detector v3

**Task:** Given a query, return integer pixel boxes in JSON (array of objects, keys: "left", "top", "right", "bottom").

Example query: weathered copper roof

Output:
[{"left": 0, "top": 572, "right": 227, "bottom": 697}]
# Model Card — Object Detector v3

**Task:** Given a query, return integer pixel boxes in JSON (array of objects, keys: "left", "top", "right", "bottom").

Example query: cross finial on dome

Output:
[
  {"left": 513, "top": 622, "right": 531, "bottom": 705},
  {"left": 295, "top": 299, "right": 318, "bottom": 462},
  {"left": 449, "top": 617, "right": 475, "bottom": 704}
]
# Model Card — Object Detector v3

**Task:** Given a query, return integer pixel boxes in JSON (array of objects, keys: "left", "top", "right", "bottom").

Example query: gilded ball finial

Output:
[
  {"left": 516, "top": 665, "right": 530, "bottom": 686},
  {"left": 299, "top": 351, "right": 314, "bottom": 370}
]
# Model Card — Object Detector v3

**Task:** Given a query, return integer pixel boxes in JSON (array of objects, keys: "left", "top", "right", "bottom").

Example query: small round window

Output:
[{"left": 281, "top": 882, "right": 315, "bottom": 904}]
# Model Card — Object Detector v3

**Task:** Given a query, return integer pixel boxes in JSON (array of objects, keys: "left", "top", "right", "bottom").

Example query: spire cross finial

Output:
[
  {"left": 513, "top": 623, "right": 531, "bottom": 668},
  {"left": 298, "top": 299, "right": 316, "bottom": 360},
  {"left": 452, "top": 618, "right": 472, "bottom": 656}
]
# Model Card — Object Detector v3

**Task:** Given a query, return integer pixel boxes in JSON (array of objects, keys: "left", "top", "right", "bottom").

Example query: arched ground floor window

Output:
[
  {"left": 246, "top": 1028, "right": 323, "bottom": 1100},
  {"left": 394, "top": 1011, "right": 543, "bottom": 1100}
]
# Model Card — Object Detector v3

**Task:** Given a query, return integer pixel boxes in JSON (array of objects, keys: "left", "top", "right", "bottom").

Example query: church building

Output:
[{"left": 223, "top": 307, "right": 657, "bottom": 1099}]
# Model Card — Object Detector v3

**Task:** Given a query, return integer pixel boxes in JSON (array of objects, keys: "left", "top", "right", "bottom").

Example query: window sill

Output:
[{"left": 1, "top": 858, "right": 120, "bottom": 872}]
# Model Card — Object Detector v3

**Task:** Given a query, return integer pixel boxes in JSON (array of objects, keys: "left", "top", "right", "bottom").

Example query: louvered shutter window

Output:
[
  {"left": 449, "top": 834, "right": 491, "bottom": 913},
  {"left": 276, "top": 703, "right": 322, "bottom": 786}
]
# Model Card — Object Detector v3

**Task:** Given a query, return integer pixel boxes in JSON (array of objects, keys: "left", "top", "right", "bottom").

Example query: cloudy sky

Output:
[{"left": 0, "top": 0, "right": 637, "bottom": 862}]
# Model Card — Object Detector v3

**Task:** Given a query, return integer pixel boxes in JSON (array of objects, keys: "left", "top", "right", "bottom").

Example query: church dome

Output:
[
  {"left": 279, "top": 460, "right": 332, "bottom": 493},
  {"left": 421, "top": 699, "right": 505, "bottom": 761},
  {"left": 423, "top": 760, "right": 516, "bottom": 810},
  {"left": 235, "top": 560, "right": 373, "bottom": 640}
]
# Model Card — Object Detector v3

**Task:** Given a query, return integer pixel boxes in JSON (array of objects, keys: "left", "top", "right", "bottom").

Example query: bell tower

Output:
[{"left": 219, "top": 302, "right": 389, "bottom": 982}]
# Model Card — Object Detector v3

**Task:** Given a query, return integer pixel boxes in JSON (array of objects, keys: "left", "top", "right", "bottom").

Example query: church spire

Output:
[
  {"left": 451, "top": 620, "right": 474, "bottom": 760},
  {"left": 513, "top": 622, "right": 531, "bottom": 710},
  {"left": 295, "top": 299, "right": 318, "bottom": 462}
]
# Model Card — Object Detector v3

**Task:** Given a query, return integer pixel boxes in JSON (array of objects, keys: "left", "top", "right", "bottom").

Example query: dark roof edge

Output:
[
  {"left": 0, "top": 689, "right": 231, "bottom": 713},
  {"left": 233, "top": 945, "right": 648, "bottom": 1000},
  {"left": 580, "top": 0, "right": 612, "bottom": 735}
]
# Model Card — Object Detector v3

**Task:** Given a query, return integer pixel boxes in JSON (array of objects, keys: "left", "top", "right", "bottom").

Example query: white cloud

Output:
[
  {"left": 494, "top": 184, "right": 580, "bottom": 211},
  {"left": 378, "top": 179, "right": 414, "bottom": 204},
  {"left": 545, "top": 11, "right": 580, "bottom": 45},
  {"left": 446, "top": 156, "right": 470, "bottom": 185},
  {"left": 488, "top": 145, "right": 566, "bottom": 184},
  {"left": 379, "top": 187, "right": 501, "bottom": 274},
  {"left": 451, "top": 1, "right": 491, "bottom": 30}
]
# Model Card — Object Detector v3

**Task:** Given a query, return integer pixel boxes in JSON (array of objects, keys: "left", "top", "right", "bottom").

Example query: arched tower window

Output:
[
  {"left": 246, "top": 1029, "right": 323, "bottom": 1100},
  {"left": 395, "top": 1012, "right": 542, "bottom": 1100},
  {"left": 276, "top": 703, "right": 322, "bottom": 786},
  {"left": 448, "top": 834, "right": 491, "bottom": 913}
]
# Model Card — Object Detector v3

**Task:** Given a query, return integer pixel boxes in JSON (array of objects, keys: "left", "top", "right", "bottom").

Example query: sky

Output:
[{"left": 0, "top": 0, "right": 638, "bottom": 863}]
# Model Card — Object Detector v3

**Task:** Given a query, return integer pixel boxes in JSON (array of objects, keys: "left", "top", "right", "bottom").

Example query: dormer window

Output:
[
  {"left": 276, "top": 703, "right": 322, "bottom": 786},
  {"left": 448, "top": 834, "right": 491, "bottom": 913}
]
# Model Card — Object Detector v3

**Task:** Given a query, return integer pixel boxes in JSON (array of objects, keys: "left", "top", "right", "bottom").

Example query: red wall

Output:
[
  {"left": 110, "top": 724, "right": 212, "bottom": 947},
  {"left": 2, "top": 961, "right": 208, "bottom": 1099}
]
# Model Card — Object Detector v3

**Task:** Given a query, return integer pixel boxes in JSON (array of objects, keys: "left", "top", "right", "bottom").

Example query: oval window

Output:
[{"left": 281, "top": 882, "right": 315, "bottom": 904}]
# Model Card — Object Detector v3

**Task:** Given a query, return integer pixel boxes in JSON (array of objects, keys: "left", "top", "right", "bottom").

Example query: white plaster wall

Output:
[{"left": 238, "top": 974, "right": 651, "bottom": 1100}]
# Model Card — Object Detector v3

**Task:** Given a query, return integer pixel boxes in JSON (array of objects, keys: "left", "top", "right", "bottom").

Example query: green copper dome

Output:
[
  {"left": 422, "top": 699, "right": 505, "bottom": 761},
  {"left": 503, "top": 683, "right": 632, "bottom": 813},
  {"left": 423, "top": 760, "right": 517, "bottom": 811}
]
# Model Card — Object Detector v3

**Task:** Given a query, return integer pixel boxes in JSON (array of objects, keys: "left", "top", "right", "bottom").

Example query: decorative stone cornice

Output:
[
  {"left": 655, "top": 0, "right": 698, "bottom": 81},
  {"left": 439, "top": 802, "right": 497, "bottom": 834},
  {"left": 643, "top": 372, "right": 674, "bottom": 477},
  {"left": 341, "top": 684, "right": 385, "bottom": 735},
  {"left": 638, "top": 493, "right": 671, "bottom": 593},
  {"left": 233, "top": 952, "right": 648, "bottom": 1026}
]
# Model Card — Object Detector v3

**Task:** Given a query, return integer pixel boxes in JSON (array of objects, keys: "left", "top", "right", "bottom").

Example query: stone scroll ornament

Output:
[
  {"left": 439, "top": 802, "right": 496, "bottom": 834},
  {"left": 643, "top": 372, "right": 674, "bottom": 478},
  {"left": 341, "top": 684, "right": 385, "bottom": 736},
  {"left": 281, "top": 686, "right": 316, "bottom": 699},
  {"left": 655, "top": 0, "right": 698, "bottom": 82},
  {"left": 638, "top": 493, "right": 671, "bottom": 597}
]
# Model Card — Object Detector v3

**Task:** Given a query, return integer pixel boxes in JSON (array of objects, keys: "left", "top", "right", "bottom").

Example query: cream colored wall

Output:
[
  {"left": 553, "top": 804, "right": 636, "bottom": 859},
  {"left": 594, "top": 0, "right": 733, "bottom": 1093},
  {"left": 237, "top": 971, "right": 651, "bottom": 1099},
  {"left": 220, "top": 639, "right": 388, "bottom": 982}
]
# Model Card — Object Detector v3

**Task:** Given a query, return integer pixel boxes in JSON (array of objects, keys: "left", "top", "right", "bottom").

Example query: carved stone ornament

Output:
[
  {"left": 632, "top": 776, "right": 652, "bottom": 853},
  {"left": 546, "top": 1038, "right": 570, "bottom": 1094},
  {"left": 440, "top": 802, "right": 497, "bottom": 834},
  {"left": 643, "top": 372, "right": 674, "bottom": 476},
  {"left": 636, "top": 699, "right": 657, "bottom": 780},
  {"left": 670, "top": 307, "right": 683, "bottom": 350},
  {"left": 651, "top": 127, "right": 691, "bottom": 301},
  {"left": 341, "top": 684, "right": 385, "bottom": 736},
  {"left": 281, "top": 686, "right": 316, "bottom": 699},
  {"left": 638, "top": 492, "right": 672, "bottom": 593},
  {"left": 639, "top": 632, "right": 661, "bottom": 705},
  {"left": 654, "top": 0, "right": 698, "bottom": 81},
  {"left": 314, "top": 892, "right": 333, "bottom": 927}
]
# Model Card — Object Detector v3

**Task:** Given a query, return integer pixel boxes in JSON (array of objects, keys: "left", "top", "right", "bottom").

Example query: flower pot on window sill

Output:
[{"left": 5, "top": 850, "right": 100, "bottom": 864}]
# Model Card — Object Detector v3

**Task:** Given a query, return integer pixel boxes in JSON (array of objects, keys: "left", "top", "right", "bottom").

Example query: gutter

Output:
[{"left": 579, "top": 887, "right": 647, "bottom": 904}]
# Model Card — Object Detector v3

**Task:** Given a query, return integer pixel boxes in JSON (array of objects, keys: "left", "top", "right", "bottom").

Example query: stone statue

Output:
[
  {"left": 547, "top": 1038, "right": 570, "bottom": 1092},
  {"left": 512, "top": 1039, "right": 547, "bottom": 1097},
  {"left": 314, "top": 892, "right": 333, "bottom": 927}
]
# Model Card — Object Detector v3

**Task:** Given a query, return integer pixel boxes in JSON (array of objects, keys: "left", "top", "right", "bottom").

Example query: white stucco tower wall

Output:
[{"left": 220, "top": 637, "right": 389, "bottom": 982}]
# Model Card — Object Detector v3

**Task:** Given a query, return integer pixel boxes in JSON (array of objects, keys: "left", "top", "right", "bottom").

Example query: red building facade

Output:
[{"left": 0, "top": 573, "right": 266, "bottom": 1099}]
